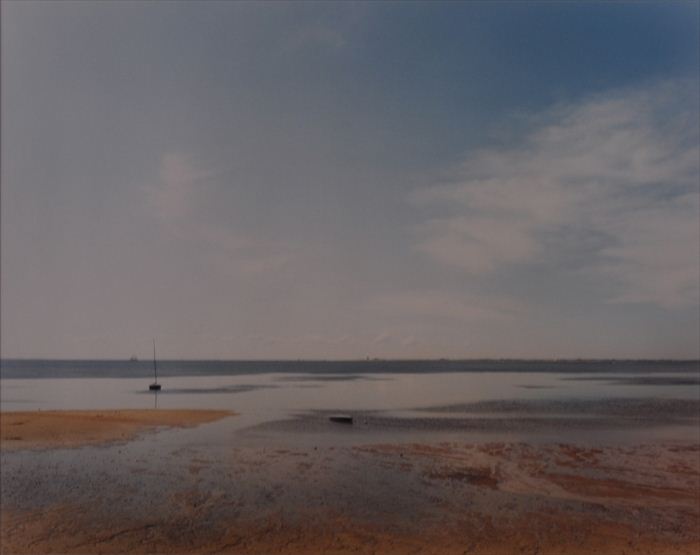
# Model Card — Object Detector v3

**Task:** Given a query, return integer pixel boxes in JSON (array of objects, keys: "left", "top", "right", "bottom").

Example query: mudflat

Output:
[
  {"left": 1, "top": 396, "right": 698, "bottom": 554},
  {"left": 2, "top": 438, "right": 698, "bottom": 554},
  {"left": 0, "top": 410, "right": 234, "bottom": 450}
]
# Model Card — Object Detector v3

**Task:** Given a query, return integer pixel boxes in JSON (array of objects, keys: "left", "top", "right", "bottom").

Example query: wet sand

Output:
[
  {"left": 250, "top": 397, "right": 700, "bottom": 440},
  {"left": 2, "top": 438, "right": 699, "bottom": 552},
  {"left": 1, "top": 401, "right": 699, "bottom": 554},
  {"left": 0, "top": 410, "right": 234, "bottom": 450}
]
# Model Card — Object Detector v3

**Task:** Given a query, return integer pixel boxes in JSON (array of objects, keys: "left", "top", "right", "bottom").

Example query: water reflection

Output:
[{"left": 2, "top": 372, "right": 698, "bottom": 424}]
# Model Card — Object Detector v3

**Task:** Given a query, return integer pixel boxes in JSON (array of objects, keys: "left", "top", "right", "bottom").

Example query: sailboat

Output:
[{"left": 149, "top": 339, "right": 161, "bottom": 391}]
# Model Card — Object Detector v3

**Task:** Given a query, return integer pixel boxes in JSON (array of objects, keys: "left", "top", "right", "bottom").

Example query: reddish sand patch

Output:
[
  {"left": 546, "top": 473, "right": 698, "bottom": 501},
  {"left": 3, "top": 504, "right": 699, "bottom": 555}
]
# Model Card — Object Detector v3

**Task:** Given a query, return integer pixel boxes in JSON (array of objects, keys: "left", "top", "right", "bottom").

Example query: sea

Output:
[{"left": 1, "top": 359, "right": 698, "bottom": 446}]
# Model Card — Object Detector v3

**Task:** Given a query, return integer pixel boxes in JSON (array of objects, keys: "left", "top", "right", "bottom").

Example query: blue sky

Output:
[{"left": 2, "top": 1, "right": 699, "bottom": 359}]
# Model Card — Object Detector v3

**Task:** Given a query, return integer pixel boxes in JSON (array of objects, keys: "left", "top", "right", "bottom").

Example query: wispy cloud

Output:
[
  {"left": 369, "top": 290, "right": 522, "bottom": 324},
  {"left": 412, "top": 80, "right": 699, "bottom": 308},
  {"left": 151, "top": 153, "right": 216, "bottom": 223},
  {"left": 598, "top": 192, "right": 699, "bottom": 307},
  {"left": 149, "top": 153, "right": 294, "bottom": 275}
]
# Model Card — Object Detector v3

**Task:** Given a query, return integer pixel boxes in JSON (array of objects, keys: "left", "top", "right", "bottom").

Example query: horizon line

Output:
[{"left": 1, "top": 357, "right": 698, "bottom": 363}]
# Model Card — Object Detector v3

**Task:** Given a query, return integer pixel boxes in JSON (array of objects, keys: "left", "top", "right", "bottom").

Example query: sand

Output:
[
  {"left": 5, "top": 507, "right": 695, "bottom": 555},
  {"left": 2, "top": 422, "right": 699, "bottom": 554},
  {"left": 0, "top": 409, "right": 234, "bottom": 450}
]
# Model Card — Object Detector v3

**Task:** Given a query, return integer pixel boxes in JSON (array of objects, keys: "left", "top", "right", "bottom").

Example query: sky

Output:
[{"left": 2, "top": 1, "right": 699, "bottom": 360}]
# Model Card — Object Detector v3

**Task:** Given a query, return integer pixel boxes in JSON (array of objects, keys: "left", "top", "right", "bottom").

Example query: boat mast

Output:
[{"left": 153, "top": 338, "right": 157, "bottom": 383}]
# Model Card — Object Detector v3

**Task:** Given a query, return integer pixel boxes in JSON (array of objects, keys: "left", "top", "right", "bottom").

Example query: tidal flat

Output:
[{"left": 1, "top": 363, "right": 699, "bottom": 554}]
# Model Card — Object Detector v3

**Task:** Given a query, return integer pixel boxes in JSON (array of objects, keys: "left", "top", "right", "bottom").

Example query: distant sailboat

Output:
[{"left": 149, "top": 339, "right": 161, "bottom": 391}]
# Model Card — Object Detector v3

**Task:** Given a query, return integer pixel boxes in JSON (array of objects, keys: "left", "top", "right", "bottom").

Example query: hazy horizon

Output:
[
  {"left": 2, "top": 356, "right": 699, "bottom": 363},
  {"left": 2, "top": 1, "right": 699, "bottom": 360}
]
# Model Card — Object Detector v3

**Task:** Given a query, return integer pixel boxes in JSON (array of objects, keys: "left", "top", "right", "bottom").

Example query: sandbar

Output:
[{"left": 0, "top": 409, "right": 234, "bottom": 450}]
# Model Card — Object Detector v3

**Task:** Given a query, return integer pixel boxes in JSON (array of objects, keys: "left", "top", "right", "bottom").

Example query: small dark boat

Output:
[
  {"left": 148, "top": 339, "right": 161, "bottom": 391},
  {"left": 329, "top": 414, "right": 353, "bottom": 424}
]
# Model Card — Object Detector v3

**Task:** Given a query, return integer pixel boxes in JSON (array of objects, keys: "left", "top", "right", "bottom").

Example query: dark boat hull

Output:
[{"left": 329, "top": 415, "right": 353, "bottom": 424}]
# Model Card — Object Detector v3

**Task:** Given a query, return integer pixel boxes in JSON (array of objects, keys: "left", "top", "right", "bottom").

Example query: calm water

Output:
[{"left": 2, "top": 359, "right": 698, "bottom": 446}]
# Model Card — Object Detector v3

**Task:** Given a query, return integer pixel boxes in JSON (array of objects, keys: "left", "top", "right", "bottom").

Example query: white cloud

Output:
[{"left": 412, "top": 80, "right": 699, "bottom": 308}]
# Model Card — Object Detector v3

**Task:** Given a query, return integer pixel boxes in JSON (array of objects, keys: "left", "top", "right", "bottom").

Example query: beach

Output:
[
  {"left": 0, "top": 410, "right": 234, "bottom": 450},
  {"left": 1, "top": 363, "right": 699, "bottom": 554},
  {"left": 2, "top": 429, "right": 698, "bottom": 554}
]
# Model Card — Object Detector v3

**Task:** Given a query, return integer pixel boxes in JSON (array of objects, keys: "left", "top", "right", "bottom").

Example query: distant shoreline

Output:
[{"left": 2, "top": 358, "right": 699, "bottom": 363}]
